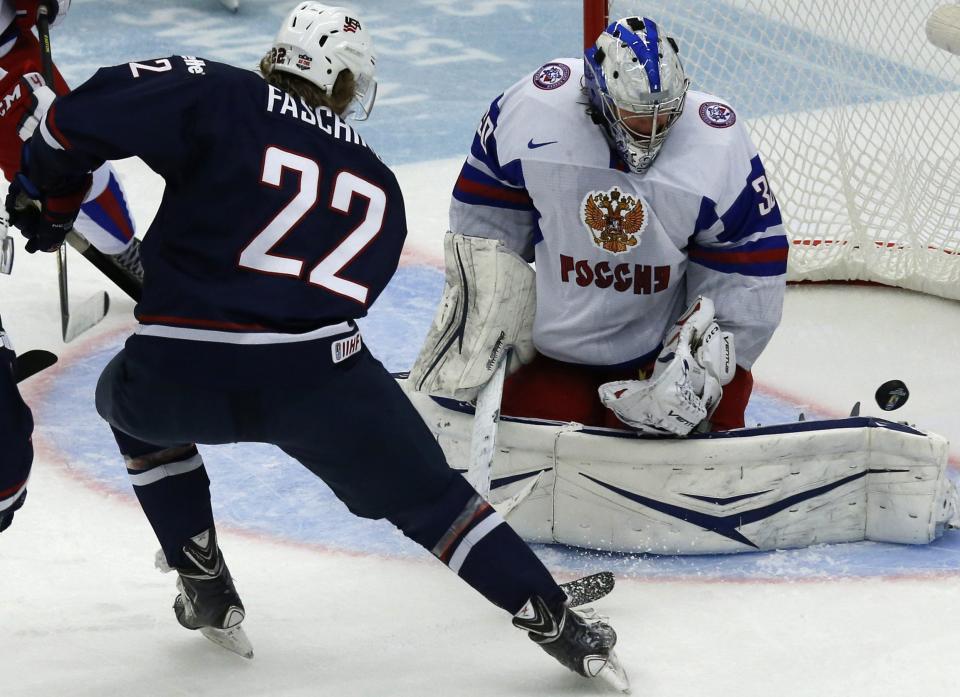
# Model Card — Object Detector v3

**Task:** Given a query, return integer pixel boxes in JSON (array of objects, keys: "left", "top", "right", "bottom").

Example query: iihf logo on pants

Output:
[{"left": 332, "top": 333, "right": 363, "bottom": 363}]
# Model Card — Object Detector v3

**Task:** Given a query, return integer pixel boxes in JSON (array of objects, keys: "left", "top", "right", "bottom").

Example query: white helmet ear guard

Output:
[
  {"left": 269, "top": 2, "right": 377, "bottom": 120},
  {"left": 584, "top": 16, "right": 690, "bottom": 173}
]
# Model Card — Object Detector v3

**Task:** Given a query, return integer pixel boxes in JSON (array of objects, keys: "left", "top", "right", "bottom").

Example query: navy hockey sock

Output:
[
  {"left": 387, "top": 472, "right": 566, "bottom": 615},
  {"left": 112, "top": 427, "right": 214, "bottom": 568}
]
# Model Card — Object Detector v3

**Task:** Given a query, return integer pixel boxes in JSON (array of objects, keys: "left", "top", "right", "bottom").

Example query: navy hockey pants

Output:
[{"left": 95, "top": 337, "right": 565, "bottom": 615}]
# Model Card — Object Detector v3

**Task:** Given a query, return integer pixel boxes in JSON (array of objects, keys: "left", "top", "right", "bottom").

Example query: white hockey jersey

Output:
[{"left": 449, "top": 59, "right": 786, "bottom": 370}]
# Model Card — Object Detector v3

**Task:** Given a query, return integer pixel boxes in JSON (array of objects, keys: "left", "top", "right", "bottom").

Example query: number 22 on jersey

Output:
[{"left": 239, "top": 146, "right": 386, "bottom": 305}]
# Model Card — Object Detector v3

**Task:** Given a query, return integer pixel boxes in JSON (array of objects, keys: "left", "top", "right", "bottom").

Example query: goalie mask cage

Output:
[{"left": 584, "top": 1, "right": 960, "bottom": 300}]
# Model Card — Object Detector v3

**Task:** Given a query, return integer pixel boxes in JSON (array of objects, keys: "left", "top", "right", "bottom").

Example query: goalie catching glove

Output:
[
  {"left": 408, "top": 232, "right": 536, "bottom": 402},
  {"left": 598, "top": 296, "right": 735, "bottom": 436}
]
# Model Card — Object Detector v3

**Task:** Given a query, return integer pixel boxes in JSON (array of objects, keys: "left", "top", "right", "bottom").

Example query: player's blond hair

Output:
[{"left": 259, "top": 54, "right": 357, "bottom": 116}]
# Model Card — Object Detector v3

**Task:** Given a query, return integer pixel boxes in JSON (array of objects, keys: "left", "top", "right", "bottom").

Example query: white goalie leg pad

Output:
[
  {"left": 401, "top": 375, "right": 957, "bottom": 554},
  {"left": 408, "top": 232, "right": 535, "bottom": 401}
]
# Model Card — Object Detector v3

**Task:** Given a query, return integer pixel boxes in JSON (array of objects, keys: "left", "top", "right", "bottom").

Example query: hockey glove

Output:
[
  {"left": 22, "top": 1, "right": 70, "bottom": 26},
  {"left": 15, "top": 73, "right": 56, "bottom": 142},
  {"left": 5, "top": 171, "right": 90, "bottom": 253},
  {"left": 0, "top": 490, "right": 26, "bottom": 533},
  {"left": 598, "top": 296, "right": 736, "bottom": 436}
]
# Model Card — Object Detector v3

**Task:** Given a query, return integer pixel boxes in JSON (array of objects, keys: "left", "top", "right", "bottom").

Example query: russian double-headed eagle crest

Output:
[{"left": 582, "top": 188, "right": 647, "bottom": 254}]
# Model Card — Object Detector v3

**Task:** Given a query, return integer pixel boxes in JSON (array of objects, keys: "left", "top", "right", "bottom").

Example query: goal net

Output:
[{"left": 588, "top": 1, "right": 960, "bottom": 300}]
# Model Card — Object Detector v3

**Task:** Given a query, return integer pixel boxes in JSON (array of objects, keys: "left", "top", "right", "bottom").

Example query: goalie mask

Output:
[
  {"left": 584, "top": 16, "right": 689, "bottom": 174},
  {"left": 269, "top": 2, "right": 377, "bottom": 120}
]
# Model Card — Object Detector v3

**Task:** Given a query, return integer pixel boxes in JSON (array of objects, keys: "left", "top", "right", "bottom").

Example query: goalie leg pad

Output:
[{"left": 408, "top": 232, "right": 536, "bottom": 401}]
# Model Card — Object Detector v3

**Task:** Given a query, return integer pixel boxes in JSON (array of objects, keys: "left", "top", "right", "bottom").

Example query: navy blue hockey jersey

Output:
[
  {"left": 0, "top": 335, "right": 32, "bottom": 518},
  {"left": 26, "top": 56, "right": 406, "bottom": 340}
]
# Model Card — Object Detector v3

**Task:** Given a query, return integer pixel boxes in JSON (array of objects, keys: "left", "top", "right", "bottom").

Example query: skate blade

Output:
[
  {"left": 199, "top": 624, "right": 254, "bottom": 659},
  {"left": 585, "top": 648, "right": 631, "bottom": 694}
]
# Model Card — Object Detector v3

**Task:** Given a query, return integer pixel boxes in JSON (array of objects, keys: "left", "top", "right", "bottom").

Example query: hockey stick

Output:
[
  {"left": 466, "top": 349, "right": 509, "bottom": 497},
  {"left": 37, "top": 5, "right": 111, "bottom": 341},
  {"left": 14, "top": 349, "right": 57, "bottom": 382},
  {"left": 560, "top": 571, "right": 615, "bottom": 608},
  {"left": 468, "top": 350, "right": 546, "bottom": 516},
  {"left": 65, "top": 230, "right": 141, "bottom": 302},
  {"left": 57, "top": 242, "right": 110, "bottom": 341},
  {"left": 0, "top": 214, "right": 13, "bottom": 274}
]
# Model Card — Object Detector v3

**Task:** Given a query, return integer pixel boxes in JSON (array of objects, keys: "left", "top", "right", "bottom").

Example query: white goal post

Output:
[{"left": 585, "top": 1, "right": 960, "bottom": 300}]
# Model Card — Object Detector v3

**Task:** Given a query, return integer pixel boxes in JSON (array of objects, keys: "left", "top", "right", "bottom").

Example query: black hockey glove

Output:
[
  {"left": 5, "top": 171, "right": 90, "bottom": 253},
  {"left": 0, "top": 490, "right": 26, "bottom": 533}
]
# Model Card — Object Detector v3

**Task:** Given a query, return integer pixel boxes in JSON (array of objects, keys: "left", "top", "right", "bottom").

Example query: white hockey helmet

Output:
[
  {"left": 584, "top": 16, "right": 689, "bottom": 173},
  {"left": 269, "top": 3, "right": 377, "bottom": 120}
]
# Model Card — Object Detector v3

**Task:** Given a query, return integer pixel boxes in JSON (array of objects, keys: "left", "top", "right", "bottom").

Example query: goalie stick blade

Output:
[
  {"left": 14, "top": 350, "right": 58, "bottom": 383},
  {"left": 62, "top": 291, "right": 110, "bottom": 343},
  {"left": 560, "top": 571, "right": 615, "bottom": 608},
  {"left": 466, "top": 351, "right": 509, "bottom": 497}
]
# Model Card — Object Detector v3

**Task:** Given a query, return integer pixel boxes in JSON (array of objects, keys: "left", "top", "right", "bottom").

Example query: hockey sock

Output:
[
  {"left": 111, "top": 427, "right": 214, "bottom": 568},
  {"left": 387, "top": 472, "right": 566, "bottom": 615}
]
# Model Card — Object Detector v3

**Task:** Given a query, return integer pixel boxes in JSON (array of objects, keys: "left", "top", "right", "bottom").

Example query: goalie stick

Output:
[{"left": 466, "top": 349, "right": 509, "bottom": 497}]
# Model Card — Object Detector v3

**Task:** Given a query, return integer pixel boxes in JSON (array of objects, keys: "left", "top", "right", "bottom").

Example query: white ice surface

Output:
[{"left": 3, "top": 155, "right": 960, "bottom": 697}]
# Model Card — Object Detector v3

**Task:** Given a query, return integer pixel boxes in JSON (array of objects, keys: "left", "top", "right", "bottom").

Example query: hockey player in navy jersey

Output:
[
  {"left": 3, "top": 2, "right": 629, "bottom": 691},
  {"left": 411, "top": 16, "right": 787, "bottom": 438},
  {"left": 0, "top": 319, "right": 32, "bottom": 534},
  {"left": 0, "top": 0, "right": 141, "bottom": 279}
]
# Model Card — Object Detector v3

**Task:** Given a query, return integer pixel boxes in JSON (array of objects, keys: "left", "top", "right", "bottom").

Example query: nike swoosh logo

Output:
[{"left": 527, "top": 139, "right": 557, "bottom": 149}]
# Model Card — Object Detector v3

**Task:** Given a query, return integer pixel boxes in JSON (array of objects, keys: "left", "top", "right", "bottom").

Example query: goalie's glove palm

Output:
[{"left": 598, "top": 296, "right": 735, "bottom": 436}]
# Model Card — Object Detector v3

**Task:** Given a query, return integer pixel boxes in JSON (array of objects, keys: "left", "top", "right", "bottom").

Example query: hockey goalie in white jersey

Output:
[
  {"left": 408, "top": 16, "right": 958, "bottom": 555},
  {"left": 415, "top": 15, "right": 786, "bottom": 435}
]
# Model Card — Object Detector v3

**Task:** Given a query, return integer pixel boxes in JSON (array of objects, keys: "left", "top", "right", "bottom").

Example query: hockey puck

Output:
[{"left": 875, "top": 380, "right": 909, "bottom": 411}]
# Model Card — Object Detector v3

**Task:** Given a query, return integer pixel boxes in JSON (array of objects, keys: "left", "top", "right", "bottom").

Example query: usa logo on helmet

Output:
[{"left": 533, "top": 62, "right": 571, "bottom": 90}]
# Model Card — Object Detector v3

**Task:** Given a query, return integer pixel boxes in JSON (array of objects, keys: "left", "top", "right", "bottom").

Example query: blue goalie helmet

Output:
[{"left": 584, "top": 16, "right": 689, "bottom": 173}]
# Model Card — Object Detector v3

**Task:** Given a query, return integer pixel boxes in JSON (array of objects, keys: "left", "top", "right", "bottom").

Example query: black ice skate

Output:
[
  {"left": 165, "top": 527, "right": 253, "bottom": 659},
  {"left": 513, "top": 595, "right": 630, "bottom": 693}
]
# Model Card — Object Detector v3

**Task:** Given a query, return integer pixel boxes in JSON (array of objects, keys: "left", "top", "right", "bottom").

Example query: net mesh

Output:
[{"left": 602, "top": 1, "right": 960, "bottom": 299}]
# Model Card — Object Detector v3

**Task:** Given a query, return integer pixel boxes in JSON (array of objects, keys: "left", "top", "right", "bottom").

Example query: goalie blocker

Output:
[{"left": 409, "top": 232, "right": 536, "bottom": 402}]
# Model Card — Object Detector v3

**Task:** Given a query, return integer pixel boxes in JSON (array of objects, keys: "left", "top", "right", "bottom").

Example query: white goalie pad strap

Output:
[
  {"left": 402, "top": 378, "right": 956, "bottom": 554},
  {"left": 408, "top": 232, "right": 535, "bottom": 401}
]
